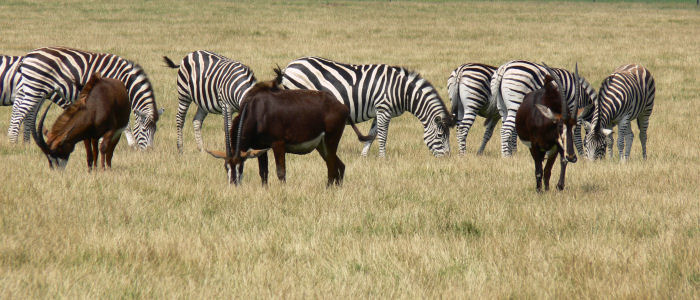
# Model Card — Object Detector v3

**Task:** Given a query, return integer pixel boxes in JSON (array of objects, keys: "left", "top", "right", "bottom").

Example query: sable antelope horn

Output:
[
  {"left": 541, "top": 62, "right": 568, "bottom": 120},
  {"left": 32, "top": 100, "right": 52, "bottom": 155},
  {"left": 573, "top": 62, "right": 580, "bottom": 118},
  {"left": 222, "top": 103, "right": 232, "bottom": 158},
  {"left": 234, "top": 103, "right": 248, "bottom": 159}
]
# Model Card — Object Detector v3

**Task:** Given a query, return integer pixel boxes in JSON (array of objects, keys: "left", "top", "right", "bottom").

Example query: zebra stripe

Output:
[
  {"left": 281, "top": 57, "right": 453, "bottom": 157},
  {"left": 1, "top": 56, "right": 22, "bottom": 106},
  {"left": 585, "top": 64, "right": 655, "bottom": 161},
  {"left": 8, "top": 47, "right": 160, "bottom": 149},
  {"left": 490, "top": 60, "right": 597, "bottom": 157},
  {"left": 165, "top": 50, "right": 257, "bottom": 153},
  {"left": 447, "top": 63, "right": 498, "bottom": 155}
]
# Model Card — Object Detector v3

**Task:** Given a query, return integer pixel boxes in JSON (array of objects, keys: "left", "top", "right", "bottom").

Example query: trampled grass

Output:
[{"left": 0, "top": 0, "right": 698, "bottom": 298}]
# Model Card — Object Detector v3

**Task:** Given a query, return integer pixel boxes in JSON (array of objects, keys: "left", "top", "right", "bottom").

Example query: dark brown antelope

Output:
[
  {"left": 31, "top": 73, "right": 131, "bottom": 170},
  {"left": 515, "top": 64, "right": 587, "bottom": 192},
  {"left": 207, "top": 68, "right": 374, "bottom": 186}
]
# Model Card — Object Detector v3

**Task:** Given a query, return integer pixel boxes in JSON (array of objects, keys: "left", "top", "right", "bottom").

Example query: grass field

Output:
[{"left": 1, "top": 0, "right": 699, "bottom": 298}]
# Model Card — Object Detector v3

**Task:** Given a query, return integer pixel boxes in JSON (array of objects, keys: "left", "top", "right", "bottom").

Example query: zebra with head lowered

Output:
[
  {"left": 281, "top": 57, "right": 455, "bottom": 157},
  {"left": 491, "top": 60, "right": 596, "bottom": 157},
  {"left": 584, "top": 64, "right": 655, "bottom": 161},
  {"left": 447, "top": 63, "right": 498, "bottom": 155},
  {"left": 8, "top": 46, "right": 161, "bottom": 150},
  {"left": 163, "top": 50, "right": 257, "bottom": 153}
]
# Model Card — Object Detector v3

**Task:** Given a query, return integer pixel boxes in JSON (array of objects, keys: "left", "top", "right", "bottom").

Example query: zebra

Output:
[
  {"left": 584, "top": 64, "right": 655, "bottom": 161},
  {"left": 447, "top": 63, "right": 499, "bottom": 155},
  {"left": 490, "top": 60, "right": 597, "bottom": 157},
  {"left": 163, "top": 50, "right": 257, "bottom": 153},
  {"left": 8, "top": 47, "right": 161, "bottom": 150},
  {"left": 280, "top": 56, "right": 454, "bottom": 157}
]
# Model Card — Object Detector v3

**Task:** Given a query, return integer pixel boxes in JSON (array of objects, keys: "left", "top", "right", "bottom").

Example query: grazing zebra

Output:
[
  {"left": 163, "top": 50, "right": 257, "bottom": 153},
  {"left": 584, "top": 64, "right": 655, "bottom": 161},
  {"left": 447, "top": 63, "right": 498, "bottom": 155},
  {"left": 281, "top": 56, "right": 454, "bottom": 157},
  {"left": 8, "top": 47, "right": 161, "bottom": 150},
  {"left": 490, "top": 60, "right": 596, "bottom": 157}
]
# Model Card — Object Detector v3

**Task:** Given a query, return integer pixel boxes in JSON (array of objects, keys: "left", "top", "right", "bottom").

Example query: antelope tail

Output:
[{"left": 347, "top": 117, "right": 375, "bottom": 142}]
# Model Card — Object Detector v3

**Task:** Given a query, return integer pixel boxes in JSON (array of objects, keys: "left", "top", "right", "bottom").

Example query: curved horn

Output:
[
  {"left": 234, "top": 103, "right": 248, "bottom": 159},
  {"left": 32, "top": 100, "right": 52, "bottom": 155},
  {"left": 573, "top": 62, "right": 580, "bottom": 118},
  {"left": 541, "top": 62, "right": 568, "bottom": 120},
  {"left": 222, "top": 103, "right": 232, "bottom": 158}
]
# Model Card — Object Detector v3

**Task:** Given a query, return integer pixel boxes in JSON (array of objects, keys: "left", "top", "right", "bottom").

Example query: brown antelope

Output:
[
  {"left": 31, "top": 73, "right": 131, "bottom": 170},
  {"left": 207, "top": 68, "right": 374, "bottom": 186},
  {"left": 515, "top": 64, "right": 589, "bottom": 192}
]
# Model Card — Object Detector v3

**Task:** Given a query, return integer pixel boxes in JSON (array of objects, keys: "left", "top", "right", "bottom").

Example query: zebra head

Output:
[
  {"left": 408, "top": 75, "right": 455, "bottom": 157},
  {"left": 132, "top": 108, "right": 162, "bottom": 150},
  {"left": 584, "top": 122, "right": 612, "bottom": 160}
]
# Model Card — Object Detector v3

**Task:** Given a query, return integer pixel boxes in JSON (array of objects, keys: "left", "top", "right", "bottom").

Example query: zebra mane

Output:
[{"left": 122, "top": 60, "right": 159, "bottom": 121}]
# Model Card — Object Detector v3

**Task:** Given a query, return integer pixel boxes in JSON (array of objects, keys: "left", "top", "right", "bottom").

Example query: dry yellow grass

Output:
[{"left": 0, "top": 0, "right": 698, "bottom": 298}]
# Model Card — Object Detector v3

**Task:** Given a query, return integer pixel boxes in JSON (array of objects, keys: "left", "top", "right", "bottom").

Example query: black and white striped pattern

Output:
[
  {"left": 1, "top": 55, "right": 23, "bottom": 106},
  {"left": 584, "top": 64, "right": 655, "bottom": 161},
  {"left": 447, "top": 63, "right": 498, "bottom": 155},
  {"left": 164, "top": 50, "right": 257, "bottom": 152},
  {"left": 490, "top": 60, "right": 597, "bottom": 157},
  {"left": 8, "top": 47, "right": 160, "bottom": 149},
  {"left": 281, "top": 57, "right": 453, "bottom": 157}
]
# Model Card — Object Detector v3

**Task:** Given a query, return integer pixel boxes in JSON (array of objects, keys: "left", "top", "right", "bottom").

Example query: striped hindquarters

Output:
[
  {"left": 0, "top": 56, "right": 22, "bottom": 106},
  {"left": 175, "top": 50, "right": 256, "bottom": 114}
]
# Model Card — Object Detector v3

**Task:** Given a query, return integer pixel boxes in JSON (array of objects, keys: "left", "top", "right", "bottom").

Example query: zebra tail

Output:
[
  {"left": 490, "top": 66, "right": 507, "bottom": 119},
  {"left": 347, "top": 117, "right": 375, "bottom": 142},
  {"left": 447, "top": 69, "right": 464, "bottom": 122},
  {"left": 162, "top": 56, "right": 179, "bottom": 69}
]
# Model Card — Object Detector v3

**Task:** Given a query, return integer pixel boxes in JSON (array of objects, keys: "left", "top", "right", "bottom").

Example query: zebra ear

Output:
[
  {"left": 600, "top": 128, "right": 613, "bottom": 136},
  {"left": 582, "top": 121, "right": 592, "bottom": 132}
]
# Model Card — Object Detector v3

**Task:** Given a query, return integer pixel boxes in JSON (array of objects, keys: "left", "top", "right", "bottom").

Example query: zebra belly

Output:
[{"left": 285, "top": 133, "right": 325, "bottom": 154}]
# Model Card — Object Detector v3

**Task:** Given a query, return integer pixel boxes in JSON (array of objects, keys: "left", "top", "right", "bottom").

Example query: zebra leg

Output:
[
  {"left": 192, "top": 107, "right": 208, "bottom": 152},
  {"left": 500, "top": 111, "right": 517, "bottom": 157},
  {"left": 375, "top": 110, "right": 392, "bottom": 158},
  {"left": 360, "top": 118, "right": 377, "bottom": 157},
  {"left": 637, "top": 113, "right": 651, "bottom": 160},
  {"left": 175, "top": 96, "right": 192, "bottom": 153},
  {"left": 618, "top": 118, "right": 633, "bottom": 161},
  {"left": 457, "top": 110, "right": 477, "bottom": 155},
  {"left": 477, "top": 116, "right": 498, "bottom": 155},
  {"left": 8, "top": 90, "right": 45, "bottom": 143}
]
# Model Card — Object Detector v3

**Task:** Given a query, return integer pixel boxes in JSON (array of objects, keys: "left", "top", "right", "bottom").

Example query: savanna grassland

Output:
[{"left": 1, "top": 0, "right": 699, "bottom": 298}]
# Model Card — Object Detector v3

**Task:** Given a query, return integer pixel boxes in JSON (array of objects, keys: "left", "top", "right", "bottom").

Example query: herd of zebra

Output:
[{"left": 1, "top": 46, "right": 655, "bottom": 166}]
